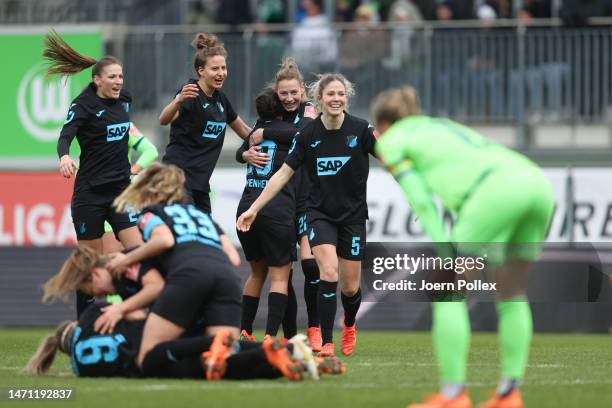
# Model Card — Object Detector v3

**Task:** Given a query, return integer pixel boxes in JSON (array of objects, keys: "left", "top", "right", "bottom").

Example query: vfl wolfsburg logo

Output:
[{"left": 17, "top": 63, "right": 85, "bottom": 141}]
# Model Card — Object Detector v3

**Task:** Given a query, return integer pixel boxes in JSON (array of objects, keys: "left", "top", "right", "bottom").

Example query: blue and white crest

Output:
[
  {"left": 217, "top": 102, "right": 224, "bottom": 113},
  {"left": 122, "top": 102, "right": 130, "bottom": 113},
  {"left": 346, "top": 135, "right": 358, "bottom": 148}
]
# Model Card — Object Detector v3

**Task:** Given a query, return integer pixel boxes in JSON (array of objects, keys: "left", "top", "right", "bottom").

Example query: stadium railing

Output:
[{"left": 98, "top": 20, "right": 612, "bottom": 141}]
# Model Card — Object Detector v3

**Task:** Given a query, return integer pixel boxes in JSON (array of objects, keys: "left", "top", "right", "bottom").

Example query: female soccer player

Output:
[
  {"left": 42, "top": 245, "right": 165, "bottom": 335},
  {"left": 159, "top": 33, "right": 251, "bottom": 214},
  {"left": 249, "top": 58, "right": 322, "bottom": 351},
  {"left": 236, "top": 88, "right": 299, "bottom": 342},
  {"left": 26, "top": 302, "right": 145, "bottom": 377},
  {"left": 102, "top": 123, "right": 159, "bottom": 254},
  {"left": 237, "top": 73, "right": 378, "bottom": 357},
  {"left": 372, "top": 86, "right": 554, "bottom": 408},
  {"left": 44, "top": 30, "right": 143, "bottom": 315},
  {"left": 26, "top": 301, "right": 320, "bottom": 380},
  {"left": 42, "top": 233, "right": 240, "bottom": 335},
  {"left": 105, "top": 163, "right": 252, "bottom": 377}
]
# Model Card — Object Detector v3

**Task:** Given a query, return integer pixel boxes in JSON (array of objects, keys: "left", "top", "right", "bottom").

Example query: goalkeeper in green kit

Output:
[{"left": 372, "top": 87, "right": 554, "bottom": 408}]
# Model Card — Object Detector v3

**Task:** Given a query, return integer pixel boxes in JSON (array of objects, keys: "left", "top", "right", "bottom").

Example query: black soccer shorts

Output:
[
  {"left": 71, "top": 180, "right": 137, "bottom": 240},
  {"left": 307, "top": 218, "right": 366, "bottom": 261},
  {"left": 151, "top": 257, "right": 242, "bottom": 329},
  {"left": 237, "top": 214, "right": 296, "bottom": 266}
]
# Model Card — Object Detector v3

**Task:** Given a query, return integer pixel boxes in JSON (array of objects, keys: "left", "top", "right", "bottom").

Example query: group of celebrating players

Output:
[{"left": 26, "top": 29, "right": 554, "bottom": 408}]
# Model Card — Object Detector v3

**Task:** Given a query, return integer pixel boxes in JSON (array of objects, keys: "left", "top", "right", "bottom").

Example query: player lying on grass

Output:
[
  {"left": 42, "top": 236, "right": 239, "bottom": 336},
  {"left": 42, "top": 245, "right": 165, "bottom": 335},
  {"left": 26, "top": 301, "right": 345, "bottom": 380}
]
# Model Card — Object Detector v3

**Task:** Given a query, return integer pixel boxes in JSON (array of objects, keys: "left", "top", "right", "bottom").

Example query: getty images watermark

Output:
[
  {"left": 370, "top": 253, "right": 497, "bottom": 292},
  {"left": 362, "top": 242, "right": 610, "bottom": 303}
]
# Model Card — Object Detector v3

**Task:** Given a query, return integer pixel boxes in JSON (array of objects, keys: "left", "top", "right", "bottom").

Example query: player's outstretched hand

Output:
[
  {"left": 236, "top": 208, "right": 257, "bottom": 232},
  {"left": 242, "top": 145, "right": 270, "bottom": 169},
  {"left": 94, "top": 304, "right": 124, "bottom": 334},
  {"left": 177, "top": 83, "right": 199, "bottom": 102},
  {"left": 59, "top": 155, "right": 78, "bottom": 178},
  {"left": 107, "top": 252, "right": 128, "bottom": 277}
]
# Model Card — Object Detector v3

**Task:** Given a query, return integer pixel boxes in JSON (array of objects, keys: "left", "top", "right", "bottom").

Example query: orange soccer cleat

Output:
[
  {"left": 202, "top": 329, "right": 236, "bottom": 381},
  {"left": 341, "top": 322, "right": 357, "bottom": 356},
  {"left": 407, "top": 391, "right": 473, "bottom": 408},
  {"left": 316, "top": 355, "right": 346, "bottom": 375},
  {"left": 262, "top": 337, "right": 303, "bottom": 381},
  {"left": 307, "top": 327, "right": 323, "bottom": 352},
  {"left": 477, "top": 389, "right": 523, "bottom": 408},
  {"left": 317, "top": 342, "right": 335, "bottom": 357},
  {"left": 239, "top": 329, "right": 256, "bottom": 342}
]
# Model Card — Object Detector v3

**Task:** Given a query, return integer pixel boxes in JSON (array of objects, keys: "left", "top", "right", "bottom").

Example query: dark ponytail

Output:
[{"left": 43, "top": 29, "right": 122, "bottom": 79}]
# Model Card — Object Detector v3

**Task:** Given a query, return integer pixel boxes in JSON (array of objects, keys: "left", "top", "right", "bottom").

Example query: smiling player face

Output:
[
  {"left": 277, "top": 79, "right": 304, "bottom": 113},
  {"left": 318, "top": 80, "right": 347, "bottom": 118},
  {"left": 198, "top": 55, "right": 227, "bottom": 94}
]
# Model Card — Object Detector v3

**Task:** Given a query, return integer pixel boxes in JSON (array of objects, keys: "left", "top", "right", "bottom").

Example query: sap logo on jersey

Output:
[
  {"left": 202, "top": 121, "right": 226, "bottom": 139},
  {"left": 317, "top": 156, "right": 351, "bottom": 176},
  {"left": 107, "top": 122, "right": 130, "bottom": 142}
]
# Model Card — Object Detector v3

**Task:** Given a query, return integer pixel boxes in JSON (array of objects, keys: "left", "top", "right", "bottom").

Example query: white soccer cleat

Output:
[{"left": 288, "top": 334, "right": 319, "bottom": 380}]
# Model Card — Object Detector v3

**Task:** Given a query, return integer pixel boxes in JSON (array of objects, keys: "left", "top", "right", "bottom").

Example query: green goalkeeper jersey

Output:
[
  {"left": 375, "top": 116, "right": 542, "bottom": 243},
  {"left": 375, "top": 116, "right": 536, "bottom": 212}
]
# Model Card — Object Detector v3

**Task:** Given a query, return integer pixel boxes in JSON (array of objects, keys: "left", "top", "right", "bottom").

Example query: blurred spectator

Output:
[
  {"left": 290, "top": 0, "right": 338, "bottom": 73},
  {"left": 560, "top": 0, "right": 612, "bottom": 26},
  {"left": 217, "top": 0, "right": 253, "bottom": 25},
  {"left": 454, "top": 0, "right": 475, "bottom": 19},
  {"left": 335, "top": 0, "right": 359, "bottom": 22},
  {"left": 519, "top": 0, "right": 551, "bottom": 20},
  {"left": 383, "top": 0, "right": 423, "bottom": 69},
  {"left": 366, "top": 0, "right": 393, "bottom": 21},
  {"left": 389, "top": 0, "right": 423, "bottom": 21},
  {"left": 477, "top": 1, "right": 498, "bottom": 20},
  {"left": 186, "top": 1, "right": 215, "bottom": 25},
  {"left": 412, "top": 0, "right": 436, "bottom": 20},
  {"left": 431, "top": 0, "right": 475, "bottom": 20},
  {"left": 486, "top": 0, "right": 512, "bottom": 19},
  {"left": 435, "top": 0, "right": 454, "bottom": 21},
  {"left": 255, "top": 0, "right": 286, "bottom": 23},
  {"left": 340, "top": 4, "right": 387, "bottom": 69}
]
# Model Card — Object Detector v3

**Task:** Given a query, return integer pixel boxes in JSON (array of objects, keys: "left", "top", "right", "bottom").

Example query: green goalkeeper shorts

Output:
[{"left": 451, "top": 165, "right": 554, "bottom": 264}]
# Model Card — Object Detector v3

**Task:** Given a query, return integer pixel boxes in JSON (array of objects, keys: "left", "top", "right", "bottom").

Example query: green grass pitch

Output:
[{"left": 1, "top": 329, "right": 611, "bottom": 407}]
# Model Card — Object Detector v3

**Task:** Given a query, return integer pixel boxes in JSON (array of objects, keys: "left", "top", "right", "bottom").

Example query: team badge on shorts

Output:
[{"left": 347, "top": 135, "right": 358, "bottom": 148}]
